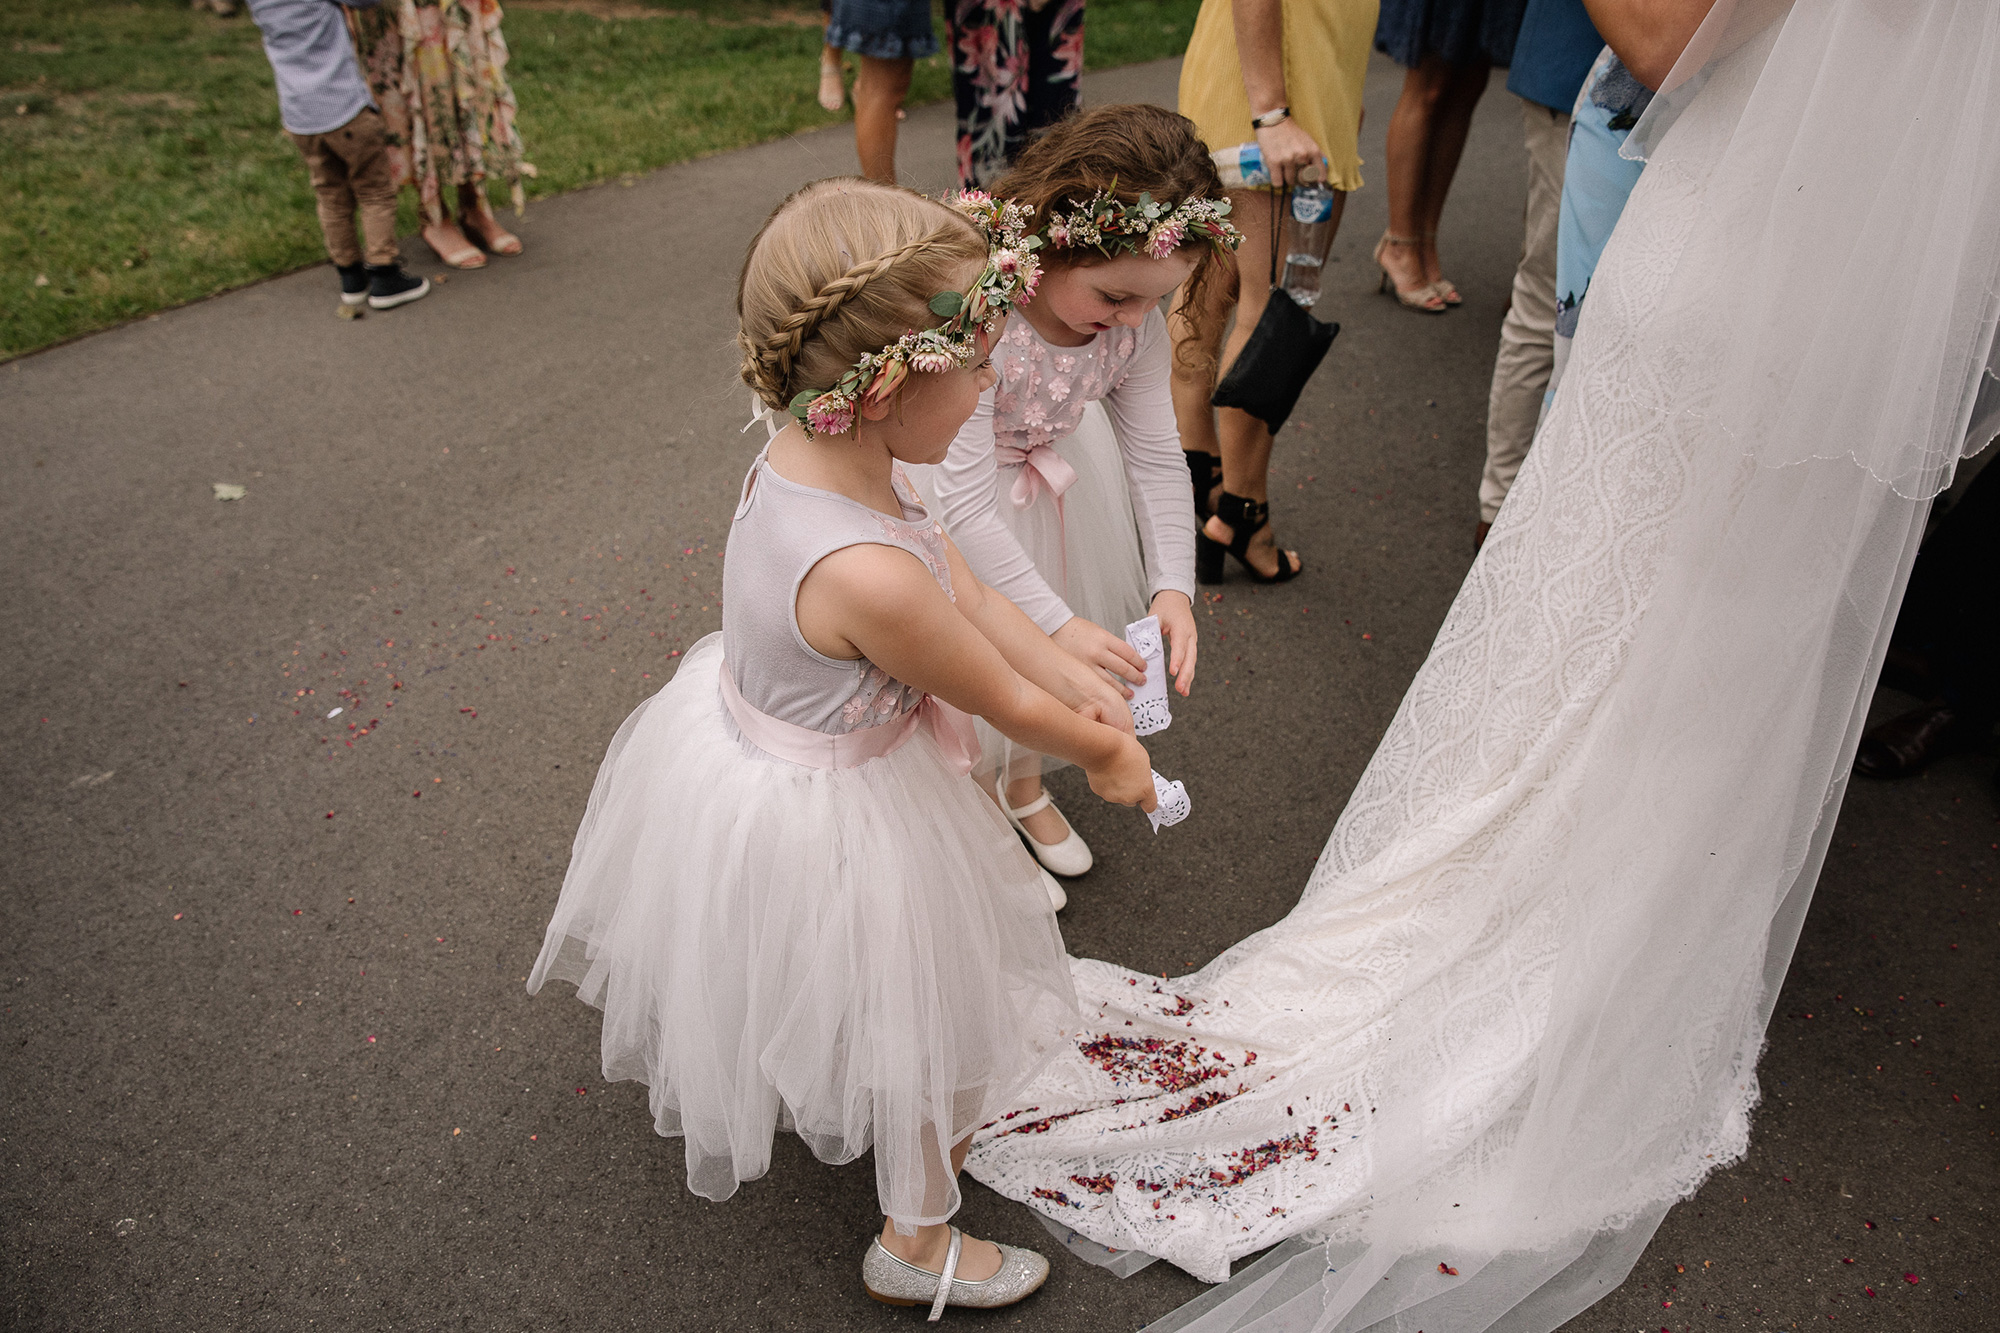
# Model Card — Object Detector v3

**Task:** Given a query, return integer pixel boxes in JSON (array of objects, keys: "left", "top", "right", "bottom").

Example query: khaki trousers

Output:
[
  {"left": 289, "top": 107, "right": 400, "bottom": 268},
  {"left": 1480, "top": 100, "right": 1570, "bottom": 524}
]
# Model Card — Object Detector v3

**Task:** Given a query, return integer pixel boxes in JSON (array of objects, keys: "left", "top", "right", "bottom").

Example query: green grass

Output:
[{"left": 0, "top": 0, "right": 1200, "bottom": 359}]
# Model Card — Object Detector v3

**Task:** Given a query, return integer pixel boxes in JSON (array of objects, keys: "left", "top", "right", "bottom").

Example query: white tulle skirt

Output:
[
  {"left": 928, "top": 401, "right": 1151, "bottom": 784},
  {"left": 527, "top": 633, "right": 1079, "bottom": 1229}
]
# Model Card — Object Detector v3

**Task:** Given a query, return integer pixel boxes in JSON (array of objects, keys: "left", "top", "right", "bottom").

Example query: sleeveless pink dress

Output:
[{"left": 529, "top": 449, "right": 1077, "bottom": 1232}]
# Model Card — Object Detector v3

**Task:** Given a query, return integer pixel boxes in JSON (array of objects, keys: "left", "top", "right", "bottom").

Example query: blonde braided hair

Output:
[{"left": 737, "top": 179, "right": 987, "bottom": 413}]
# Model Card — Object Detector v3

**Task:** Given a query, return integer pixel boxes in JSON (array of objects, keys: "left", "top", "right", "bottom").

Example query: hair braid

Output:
[{"left": 745, "top": 229, "right": 954, "bottom": 404}]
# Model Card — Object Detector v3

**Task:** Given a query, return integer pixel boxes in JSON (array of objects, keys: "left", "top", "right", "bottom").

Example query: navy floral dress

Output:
[
  {"left": 827, "top": 0, "right": 939, "bottom": 60},
  {"left": 948, "top": 0, "right": 1085, "bottom": 188},
  {"left": 1374, "top": 0, "right": 1526, "bottom": 67}
]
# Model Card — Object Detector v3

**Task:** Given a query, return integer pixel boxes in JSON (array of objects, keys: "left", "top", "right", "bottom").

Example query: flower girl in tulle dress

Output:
[
  {"left": 528, "top": 179, "right": 1156, "bottom": 1318},
  {"left": 916, "top": 104, "right": 1242, "bottom": 887}
]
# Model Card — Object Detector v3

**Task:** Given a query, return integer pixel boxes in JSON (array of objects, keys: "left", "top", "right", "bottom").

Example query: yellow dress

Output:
[{"left": 1177, "top": 0, "right": 1378, "bottom": 193}]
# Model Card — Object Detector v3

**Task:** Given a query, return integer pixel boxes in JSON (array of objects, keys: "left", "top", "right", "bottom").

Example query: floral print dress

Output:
[
  {"left": 348, "top": 0, "right": 535, "bottom": 222},
  {"left": 948, "top": 0, "right": 1086, "bottom": 188}
]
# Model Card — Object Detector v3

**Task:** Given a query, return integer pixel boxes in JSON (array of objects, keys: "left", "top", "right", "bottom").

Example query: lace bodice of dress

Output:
[
  {"left": 722, "top": 455, "right": 954, "bottom": 737},
  {"left": 991, "top": 315, "right": 1143, "bottom": 451}
]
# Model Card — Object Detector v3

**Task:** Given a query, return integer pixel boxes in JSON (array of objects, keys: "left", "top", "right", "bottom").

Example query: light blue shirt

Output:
[{"left": 248, "top": 0, "right": 377, "bottom": 136}]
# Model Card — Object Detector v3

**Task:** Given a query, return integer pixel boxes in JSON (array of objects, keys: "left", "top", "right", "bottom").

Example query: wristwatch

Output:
[{"left": 1251, "top": 105, "right": 1291, "bottom": 130}]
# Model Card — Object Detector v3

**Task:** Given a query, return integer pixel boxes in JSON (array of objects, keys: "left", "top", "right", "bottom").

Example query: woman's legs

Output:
[
  {"left": 1417, "top": 60, "right": 1492, "bottom": 288},
  {"left": 876, "top": 1132, "right": 1004, "bottom": 1281},
  {"left": 1383, "top": 56, "right": 1489, "bottom": 292},
  {"left": 820, "top": 42, "right": 846, "bottom": 112},
  {"left": 854, "top": 55, "right": 915, "bottom": 182},
  {"left": 1204, "top": 189, "right": 1307, "bottom": 579}
]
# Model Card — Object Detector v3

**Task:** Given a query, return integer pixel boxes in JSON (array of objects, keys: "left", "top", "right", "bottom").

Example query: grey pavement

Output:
[{"left": 2, "top": 53, "right": 1992, "bottom": 1333}]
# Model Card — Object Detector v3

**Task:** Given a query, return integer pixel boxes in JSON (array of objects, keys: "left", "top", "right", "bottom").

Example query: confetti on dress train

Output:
[
  {"left": 1124, "top": 615, "right": 1172, "bottom": 735},
  {"left": 1147, "top": 770, "right": 1190, "bottom": 833}
]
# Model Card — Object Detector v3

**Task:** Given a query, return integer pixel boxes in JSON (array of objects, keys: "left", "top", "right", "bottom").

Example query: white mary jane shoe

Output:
[
  {"left": 1040, "top": 869, "right": 1067, "bottom": 913},
  {"left": 999, "top": 778, "right": 1093, "bottom": 877},
  {"left": 863, "top": 1227, "right": 1050, "bottom": 1320}
]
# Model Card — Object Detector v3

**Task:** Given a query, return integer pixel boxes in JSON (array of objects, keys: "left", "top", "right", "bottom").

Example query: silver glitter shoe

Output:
[{"left": 862, "top": 1227, "right": 1049, "bottom": 1320}]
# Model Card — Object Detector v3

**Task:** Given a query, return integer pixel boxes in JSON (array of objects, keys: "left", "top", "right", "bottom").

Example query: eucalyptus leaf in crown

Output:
[
  {"left": 787, "top": 191, "right": 1044, "bottom": 436},
  {"left": 1042, "top": 184, "right": 1243, "bottom": 259}
]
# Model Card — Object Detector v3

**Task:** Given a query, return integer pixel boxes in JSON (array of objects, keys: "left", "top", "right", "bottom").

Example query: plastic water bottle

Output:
[
  {"left": 1209, "top": 143, "right": 1271, "bottom": 189},
  {"left": 1282, "top": 183, "right": 1337, "bottom": 308}
]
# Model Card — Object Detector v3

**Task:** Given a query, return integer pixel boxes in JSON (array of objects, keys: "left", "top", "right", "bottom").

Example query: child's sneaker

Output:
[
  {"left": 366, "top": 262, "right": 431, "bottom": 310},
  {"left": 337, "top": 262, "right": 369, "bottom": 307}
]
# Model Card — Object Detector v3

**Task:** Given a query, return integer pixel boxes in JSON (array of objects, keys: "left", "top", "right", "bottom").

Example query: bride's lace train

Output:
[{"left": 967, "top": 3, "right": 2000, "bottom": 1328}]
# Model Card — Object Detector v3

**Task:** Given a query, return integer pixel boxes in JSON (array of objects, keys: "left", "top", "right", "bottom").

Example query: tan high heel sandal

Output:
[
  {"left": 1373, "top": 233, "right": 1445, "bottom": 313},
  {"left": 1420, "top": 230, "right": 1462, "bottom": 305}
]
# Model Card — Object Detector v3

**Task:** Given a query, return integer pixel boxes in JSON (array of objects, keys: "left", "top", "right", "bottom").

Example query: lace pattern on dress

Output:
[{"left": 965, "top": 134, "right": 1771, "bottom": 1285}]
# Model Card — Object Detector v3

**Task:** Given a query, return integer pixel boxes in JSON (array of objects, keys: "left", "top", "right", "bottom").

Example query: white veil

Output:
[{"left": 968, "top": 4, "right": 2000, "bottom": 1331}]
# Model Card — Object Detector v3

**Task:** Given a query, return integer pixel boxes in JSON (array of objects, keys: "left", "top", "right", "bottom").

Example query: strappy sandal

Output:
[
  {"left": 1421, "top": 230, "right": 1462, "bottom": 305},
  {"left": 1373, "top": 233, "right": 1444, "bottom": 313},
  {"left": 1186, "top": 449, "right": 1220, "bottom": 523},
  {"left": 422, "top": 221, "right": 486, "bottom": 270},
  {"left": 1197, "top": 491, "right": 1303, "bottom": 584},
  {"left": 461, "top": 200, "right": 523, "bottom": 257},
  {"left": 863, "top": 1228, "right": 1050, "bottom": 1319}
]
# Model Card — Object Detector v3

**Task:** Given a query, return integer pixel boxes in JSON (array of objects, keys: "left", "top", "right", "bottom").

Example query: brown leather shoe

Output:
[{"left": 1854, "top": 703, "right": 1964, "bottom": 779}]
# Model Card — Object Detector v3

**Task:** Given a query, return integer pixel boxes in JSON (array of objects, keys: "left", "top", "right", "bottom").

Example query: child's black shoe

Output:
[
  {"left": 366, "top": 262, "right": 431, "bottom": 310},
  {"left": 337, "top": 262, "right": 369, "bottom": 307}
]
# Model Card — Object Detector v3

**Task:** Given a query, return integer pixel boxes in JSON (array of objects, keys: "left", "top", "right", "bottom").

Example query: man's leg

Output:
[{"left": 1478, "top": 100, "right": 1569, "bottom": 533}]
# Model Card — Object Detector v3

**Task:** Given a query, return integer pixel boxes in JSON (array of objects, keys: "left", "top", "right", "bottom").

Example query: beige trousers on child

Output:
[
  {"left": 1480, "top": 100, "right": 1570, "bottom": 524},
  {"left": 289, "top": 106, "right": 400, "bottom": 268}
]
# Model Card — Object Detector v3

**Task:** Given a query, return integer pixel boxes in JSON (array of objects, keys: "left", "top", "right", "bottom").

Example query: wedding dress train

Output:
[{"left": 966, "top": 3, "right": 2000, "bottom": 1329}]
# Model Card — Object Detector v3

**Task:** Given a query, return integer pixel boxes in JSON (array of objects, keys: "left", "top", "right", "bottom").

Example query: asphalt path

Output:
[{"left": 3, "top": 54, "right": 1992, "bottom": 1333}]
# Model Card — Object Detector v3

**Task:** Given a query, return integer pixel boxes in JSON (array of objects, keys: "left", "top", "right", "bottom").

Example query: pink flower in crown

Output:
[
  {"left": 1145, "top": 219, "right": 1187, "bottom": 259},
  {"left": 908, "top": 347, "right": 957, "bottom": 374},
  {"left": 958, "top": 188, "right": 992, "bottom": 207},
  {"left": 807, "top": 392, "right": 855, "bottom": 435},
  {"left": 1047, "top": 219, "right": 1071, "bottom": 247},
  {"left": 994, "top": 248, "right": 1021, "bottom": 277}
]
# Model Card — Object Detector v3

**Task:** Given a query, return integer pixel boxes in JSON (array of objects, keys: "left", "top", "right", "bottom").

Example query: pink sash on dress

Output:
[
  {"left": 995, "top": 441, "right": 1078, "bottom": 593},
  {"left": 717, "top": 660, "right": 979, "bottom": 775}
]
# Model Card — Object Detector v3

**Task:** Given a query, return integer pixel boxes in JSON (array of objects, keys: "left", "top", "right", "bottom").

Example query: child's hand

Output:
[
  {"left": 1051, "top": 616, "right": 1147, "bottom": 696},
  {"left": 1150, "top": 590, "right": 1198, "bottom": 696},
  {"left": 1075, "top": 689, "right": 1137, "bottom": 737},
  {"left": 1086, "top": 732, "right": 1157, "bottom": 811}
]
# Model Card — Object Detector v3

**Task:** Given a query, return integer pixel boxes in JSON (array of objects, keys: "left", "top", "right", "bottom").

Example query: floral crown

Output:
[
  {"left": 1042, "top": 185, "right": 1243, "bottom": 259},
  {"left": 788, "top": 192, "right": 1042, "bottom": 436}
]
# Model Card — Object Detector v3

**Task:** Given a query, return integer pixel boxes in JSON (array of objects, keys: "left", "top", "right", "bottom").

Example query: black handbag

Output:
[{"left": 1210, "top": 187, "right": 1339, "bottom": 435}]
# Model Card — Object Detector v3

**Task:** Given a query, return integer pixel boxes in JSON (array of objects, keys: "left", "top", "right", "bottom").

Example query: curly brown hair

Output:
[
  {"left": 736, "top": 178, "right": 987, "bottom": 414},
  {"left": 991, "top": 102, "right": 1233, "bottom": 365}
]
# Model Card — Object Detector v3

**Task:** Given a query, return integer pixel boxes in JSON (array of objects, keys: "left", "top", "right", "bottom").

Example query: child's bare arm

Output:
[
  {"left": 937, "top": 536, "right": 1136, "bottom": 736},
  {"left": 796, "top": 544, "right": 1154, "bottom": 808}
]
